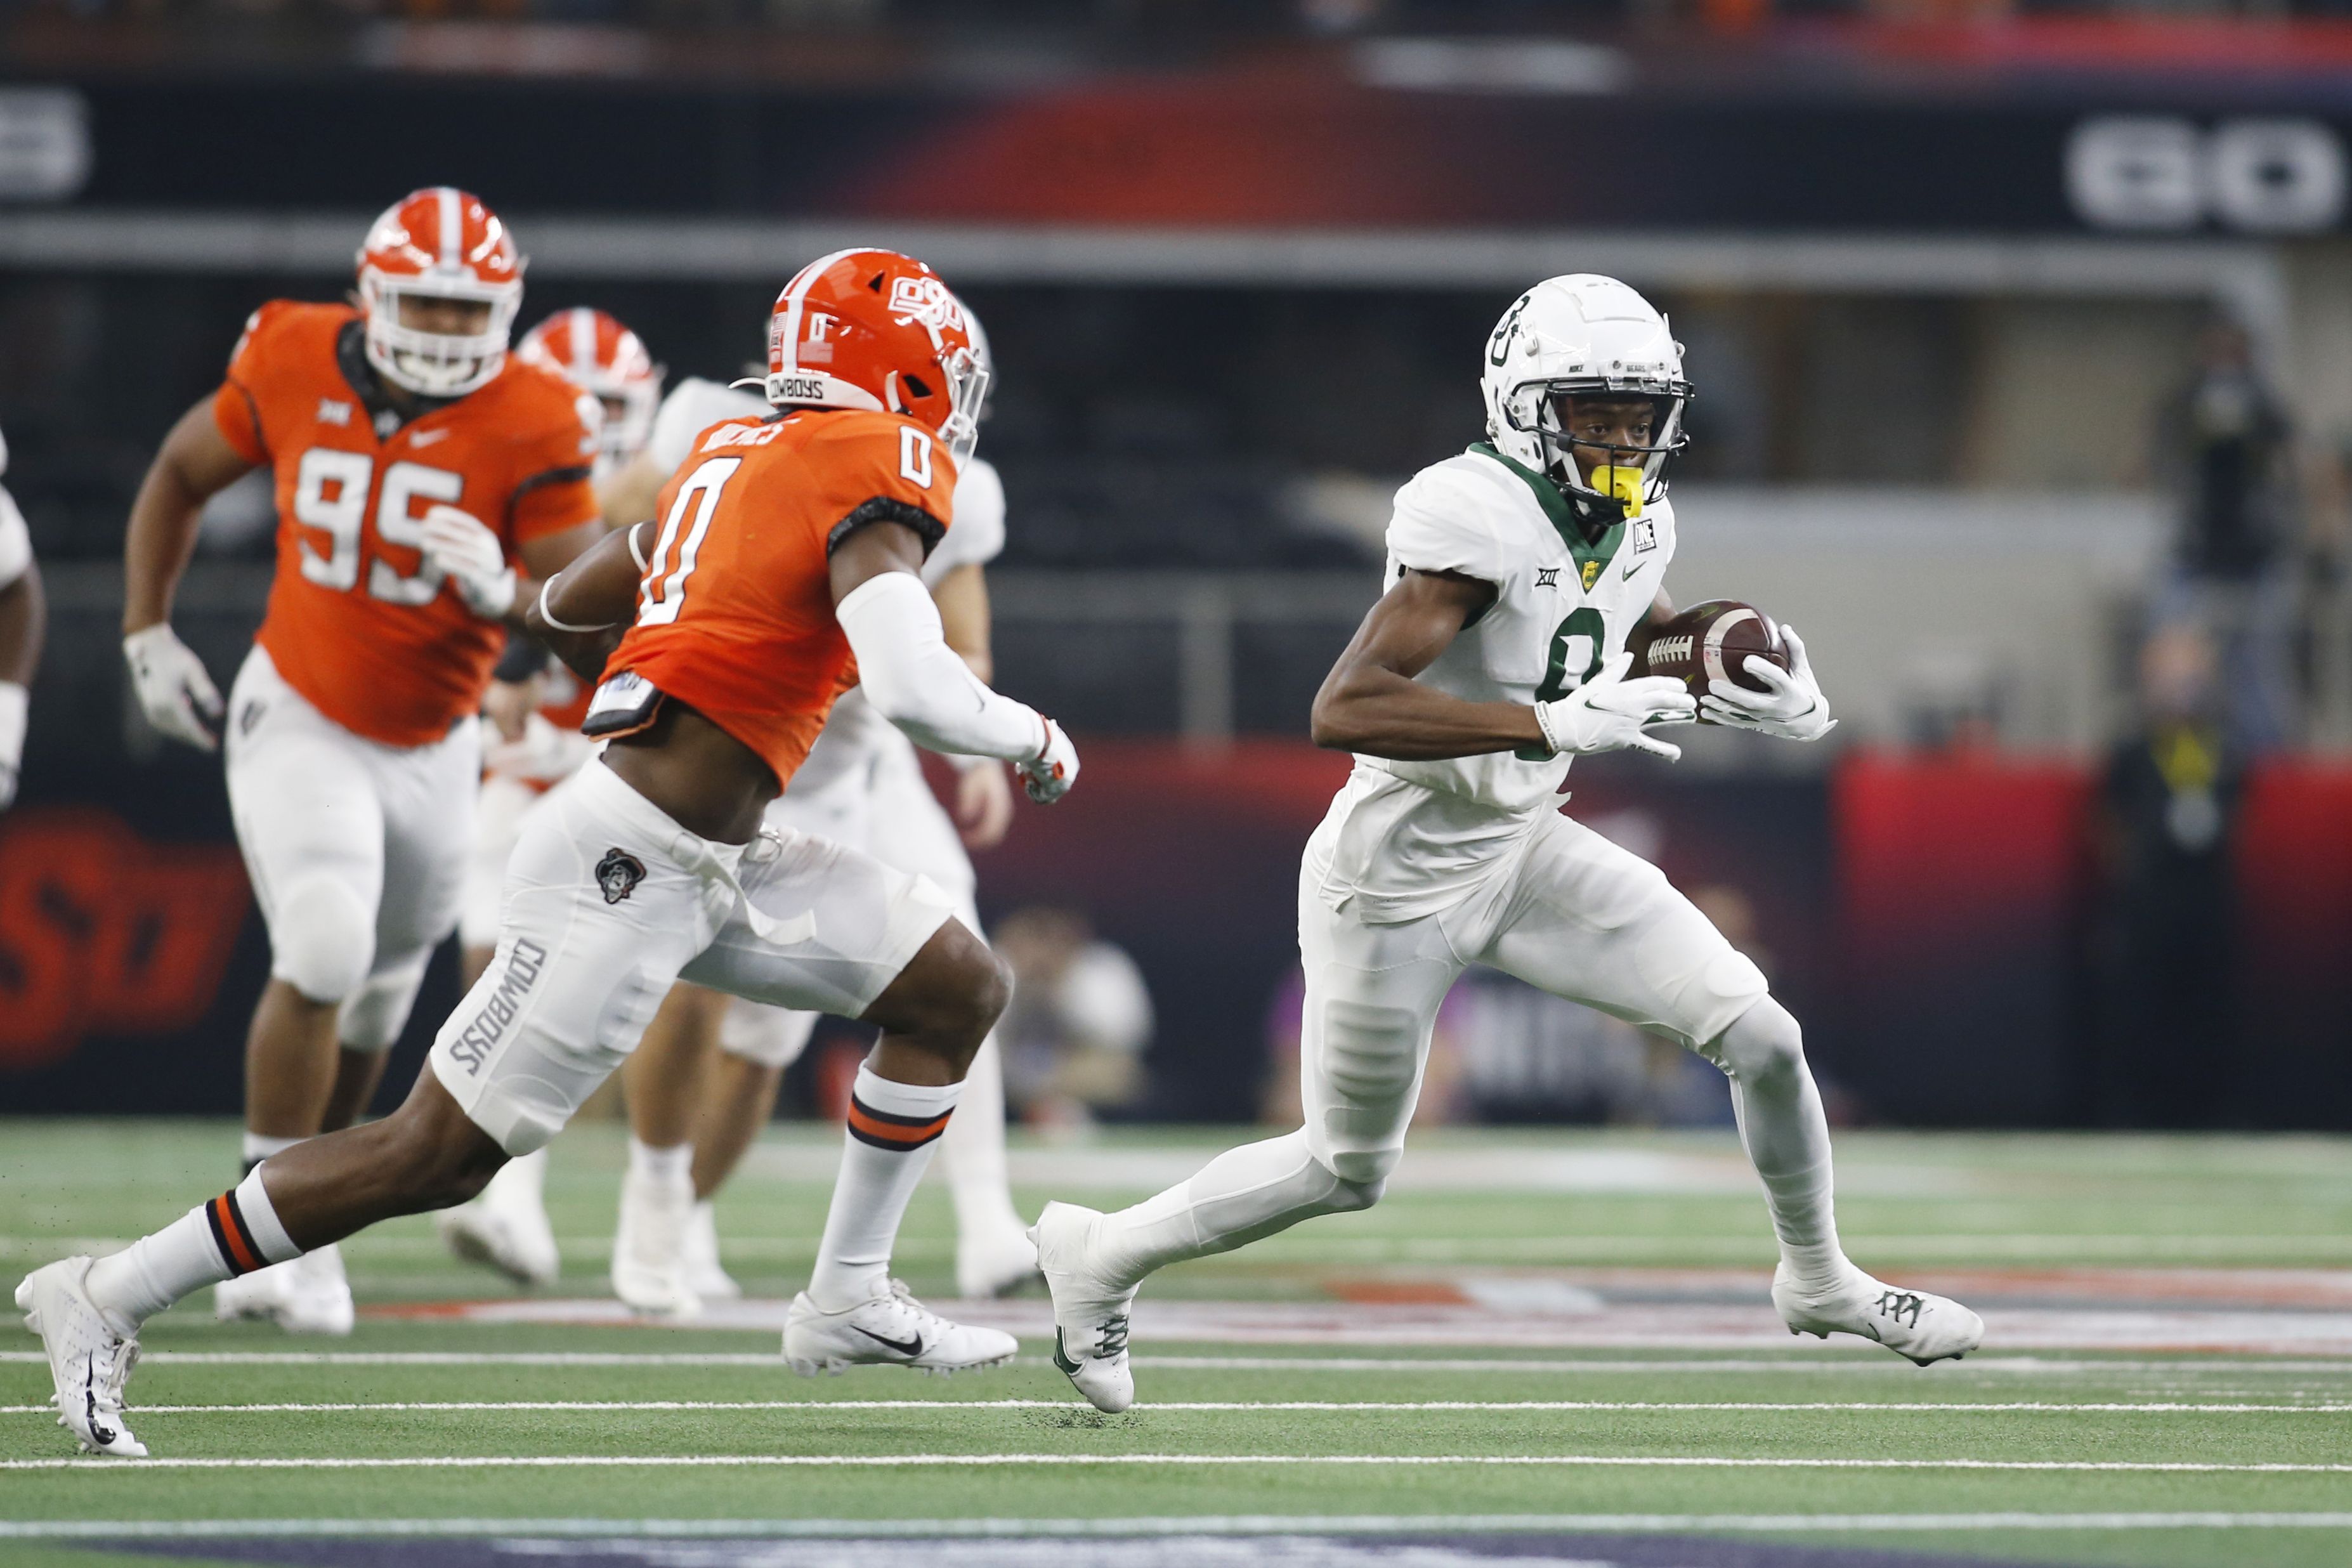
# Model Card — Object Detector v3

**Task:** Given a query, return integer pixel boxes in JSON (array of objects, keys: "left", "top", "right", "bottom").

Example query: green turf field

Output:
[{"left": 6, "top": 1119, "right": 2351, "bottom": 1568}]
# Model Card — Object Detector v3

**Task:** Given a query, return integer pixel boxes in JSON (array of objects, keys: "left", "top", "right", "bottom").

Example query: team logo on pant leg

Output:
[{"left": 595, "top": 847, "right": 646, "bottom": 905}]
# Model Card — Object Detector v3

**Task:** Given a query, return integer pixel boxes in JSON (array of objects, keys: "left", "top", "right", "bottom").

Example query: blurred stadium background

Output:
[
  {"left": 8, "top": 0, "right": 2352, "bottom": 1139},
  {"left": 13, "top": 4, "right": 2352, "bottom": 1565}
]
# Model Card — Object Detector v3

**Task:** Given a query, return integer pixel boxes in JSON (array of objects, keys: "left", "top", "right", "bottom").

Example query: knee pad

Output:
[
  {"left": 339, "top": 950, "right": 432, "bottom": 1054},
  {"left": 720, "top": 998, "right": 818, "bottom": 1071},
  {"left": 1318, "top": 1153, "right": 1390, "bottom": 1207},
  {"left": 1708, "top": 996, "right": 1806, "bottom": 1084},
  {"left": 269, "top": 879, "right": 375, "bottom": 1005},
  {"left": 1316, "top": 996, "right": 1421, "bottom": 1177}
]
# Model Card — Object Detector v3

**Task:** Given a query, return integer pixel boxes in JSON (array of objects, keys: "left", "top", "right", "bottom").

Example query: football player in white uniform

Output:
[
  {"left": 1035, "top": 275, "right": 1984, "bottom": 1412},
  {"left": 434, "top": 307, "right": 663, "bottom": 1288},
  {"left": 0, "top": 424, "right": 42, "bottom": 811}
]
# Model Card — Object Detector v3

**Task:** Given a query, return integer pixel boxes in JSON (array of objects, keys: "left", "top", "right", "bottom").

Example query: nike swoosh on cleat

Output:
[
  {"left": 1052, "top": 1327, "right": 1081, "bottom": 1377},
  {"left": 852, "top": 1325, "right": 925, "bottom": 1357}
]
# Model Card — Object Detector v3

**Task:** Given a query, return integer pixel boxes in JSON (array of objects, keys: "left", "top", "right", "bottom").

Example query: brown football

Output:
[{"left": 1632, "top": 599, "right": 1790, "bottom": 709}]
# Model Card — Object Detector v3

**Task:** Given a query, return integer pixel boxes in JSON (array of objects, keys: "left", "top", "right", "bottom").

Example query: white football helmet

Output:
[{"left": 1480, "top": 274, "right": 1691, "bottom": 539}]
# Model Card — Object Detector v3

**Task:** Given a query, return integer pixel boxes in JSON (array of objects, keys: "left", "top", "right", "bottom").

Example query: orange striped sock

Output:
[{"left": 808, "top": 1067, "right": 963, "bottom": 1310}]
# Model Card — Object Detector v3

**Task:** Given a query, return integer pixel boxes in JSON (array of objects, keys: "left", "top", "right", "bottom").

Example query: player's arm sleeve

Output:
[
  {"left": 835, "top": 571, "right": 1047, "bottom": 762},
  {"left": 1387, "top": 466, "right": 1510, "bottom": 585}
]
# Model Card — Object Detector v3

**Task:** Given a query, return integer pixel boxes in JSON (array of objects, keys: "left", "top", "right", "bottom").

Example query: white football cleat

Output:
[
  {"left": 1032, "top": 1201, "right": 1137, "bottom": 1413},
  {"left": 956, "top": 1222, "right": 1042, "bottom": 1301},
  {"left": 438, "top": 1153, "right": 561, "bottom": 1286},
  {"left": 16, "top": 1257, "right": 148, "bottom": 1458},
  {"left": 681, "top": 1201, "right": 742, "bottom": 1302},
  {"left": 1773, "top": 1261, "right": 1983, "bottom": 1366},
  {"left": 783, "top": 1280, "right": 1017, "bottom": 1376},
  {"left": 611, "top": 1162, "right": 700, "bottom": 1319}
]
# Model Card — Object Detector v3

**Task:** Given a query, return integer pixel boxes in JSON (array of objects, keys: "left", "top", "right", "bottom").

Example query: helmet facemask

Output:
[
  {"left": 934, "top": 344, "right": 991, "bottom": 468},
  {"left": 1505, "top": 379, "right": 1691, "bottom": 542},
  {"left": 361, "top": 273, "right": 521, "bottom": 399}
]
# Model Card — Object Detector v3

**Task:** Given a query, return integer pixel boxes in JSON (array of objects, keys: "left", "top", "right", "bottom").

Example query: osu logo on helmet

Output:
[
  {"left": 762, "top": 248, "right": 988, "bottom": 466},
  {"left": 356, "top": 187, "right": 526, "bottom": 400},
  {"left": 518, "top": 307, "right": 663, "bottom": 468}
]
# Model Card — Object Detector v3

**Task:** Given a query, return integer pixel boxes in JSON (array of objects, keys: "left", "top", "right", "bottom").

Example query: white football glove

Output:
[
  {"left": 419, "top": 505, "right": 516, "bottom": 621},
  {"left": 1534, "top": 651, "right": 1696, "bottom": 762},
  {"left": 481, "top": 710, "right": 594, "bottom": 785},
  {"left": 1701, "top": 624, "right": 1836, "bottom": 742},
  {"left": 1018, "top": 717, "right": 1080, "bottom": 804},
  {"left": 0, "top": 680, "right": 24, "bottom": 811},
  {"left": 122, "top": 623, "right": 224, "bottom": 752}
]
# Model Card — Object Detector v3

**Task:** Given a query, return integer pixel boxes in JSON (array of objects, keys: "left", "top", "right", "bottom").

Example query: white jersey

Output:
[{"left": 1317, "top": 445, "right": 1676, "bottom": 923}]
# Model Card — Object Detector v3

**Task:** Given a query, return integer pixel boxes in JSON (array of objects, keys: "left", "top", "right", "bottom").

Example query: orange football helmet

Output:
[
  {"left": 518, "top": 307, "right": 663, "bottom": 467},
  {"left": 356, "top": 187, "right": 525, "bottom": 399},
  {"left": 763, "top": 248, "right": 987, "bottom": 464}
]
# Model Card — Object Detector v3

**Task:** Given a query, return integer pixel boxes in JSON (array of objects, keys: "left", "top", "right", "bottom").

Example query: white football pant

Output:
[
  {"left": 430, "top": 761, "right": 953, "bottom": 1156},
  {"left": 225, "top": 646, "right": 476, "bottom": 1052}
]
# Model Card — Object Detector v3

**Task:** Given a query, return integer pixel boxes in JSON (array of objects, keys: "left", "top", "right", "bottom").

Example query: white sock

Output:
[
  {"left": 86, "top": 1167, "right": 299, "bottom": 1330},
  {"left": 938, "top": 1035, "right": 1026, "bottom": 1239},
  {"left": 1712, "top": 1000, "right": 1846, "bottom": 1294},
  {"left": 1092, "top": 1127, "right": 1364, "bottom": 1291},
  {"left": 241, "top": 1130, "right": 301, "bottom": 1175},
  {"left": 1756, "top": 1157, "right": 1846, "bottom": 1292},
  {"left": 627, "top": 1137, "right": 692, "bottom": 1187},
  {"left": 806, "top": 1066, "right": 961, "bottom": 1310}
]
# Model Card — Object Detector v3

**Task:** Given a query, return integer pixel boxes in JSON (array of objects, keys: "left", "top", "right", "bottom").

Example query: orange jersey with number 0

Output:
[
  {"left": 608, "top": 407, "right": 956, "bottom": 788},
  {"left": 213, "top": 301, "right": 603, "bottom": 747}
]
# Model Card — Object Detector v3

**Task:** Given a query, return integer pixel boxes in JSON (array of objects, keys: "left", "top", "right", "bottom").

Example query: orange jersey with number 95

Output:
[
  {"left": 605, "top": 407, "right": 956, "bottom": 788},
  {"left": 213, "top": 300, "right": 603, "bottom": 747}
]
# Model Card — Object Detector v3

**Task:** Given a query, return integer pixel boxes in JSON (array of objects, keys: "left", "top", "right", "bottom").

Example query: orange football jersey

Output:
[
  {"left": 213, "top": 301, "right": 602, "bottom": 747},
  {"left": 608, "top": 407, "right": 957, "bottom": 788}
]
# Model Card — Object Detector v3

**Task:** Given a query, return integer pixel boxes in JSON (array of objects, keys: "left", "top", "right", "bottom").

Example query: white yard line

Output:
[
  {"left": 6, "top": 1349, "right": 2349, "bottom": 1373},
  {"left": 6, "top": 1453, "right": 2350, "bottom": 1473},
  {"left": 5, "top": 1398, "right": 2347, "bottom": 1416},
  {"left": 6, "top": 1512, "right": 2352, "bottom": 1539},
  {"left": 1131, "top": 1354, "right": 2352, "bottom": 1376}
]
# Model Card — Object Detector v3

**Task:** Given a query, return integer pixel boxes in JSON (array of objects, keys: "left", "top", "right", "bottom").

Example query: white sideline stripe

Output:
[
  {"left": 7, "top": 1513, "right": 2352, "bottom": 1539},
  {"left": 7, "top": 1349, "right": 2350, "bottom": 1373},
  {"left": 7, "top": 1453, "right": 2351, "bottom": 1473},
  {"left": 6, "top": 1398, "right": 2348, "bottom": 1416}
]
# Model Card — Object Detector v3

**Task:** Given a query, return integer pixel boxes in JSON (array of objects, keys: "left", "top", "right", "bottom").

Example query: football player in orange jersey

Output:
[
  {"left": 22, "top": 249, "right": 1080, "bottom": 1454},
  {"left": 111, "top": 190, "right": 607, "bottom": 1335},
  {"left": 437, "top": 306, "right": 664, "bottom": 1284}
]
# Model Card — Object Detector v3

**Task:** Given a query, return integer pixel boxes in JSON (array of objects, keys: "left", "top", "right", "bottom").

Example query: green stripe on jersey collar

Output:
[{"left": 1468, "top": 442, "right": 1625, "bottom": 578}]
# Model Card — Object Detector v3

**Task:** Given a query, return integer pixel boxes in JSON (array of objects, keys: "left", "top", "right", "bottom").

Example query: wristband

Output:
[
  {"left": 1529, "top": 702, "right": 1561, "bottom": 757},
  {"left": 536, "top": 578, "right": 617, "bottom": 636}
]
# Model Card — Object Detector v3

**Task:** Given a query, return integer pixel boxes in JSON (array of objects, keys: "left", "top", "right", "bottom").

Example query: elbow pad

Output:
[{"left": 835, "top": 570, "right": 1045, "bottom": 762}]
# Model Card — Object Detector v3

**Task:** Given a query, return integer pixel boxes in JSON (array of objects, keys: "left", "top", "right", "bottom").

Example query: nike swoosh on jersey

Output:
[
  {"left": 410, "top": 428, "right": 452, "bottom": 447},
  {"left": 854, "top": 1324, "right": 926, "bottom": 1357}
]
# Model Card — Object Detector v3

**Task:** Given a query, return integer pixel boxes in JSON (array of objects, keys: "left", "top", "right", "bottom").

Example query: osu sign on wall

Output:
[{"left": 0, "top": 808, "right": 249, "bottom": 1073}]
